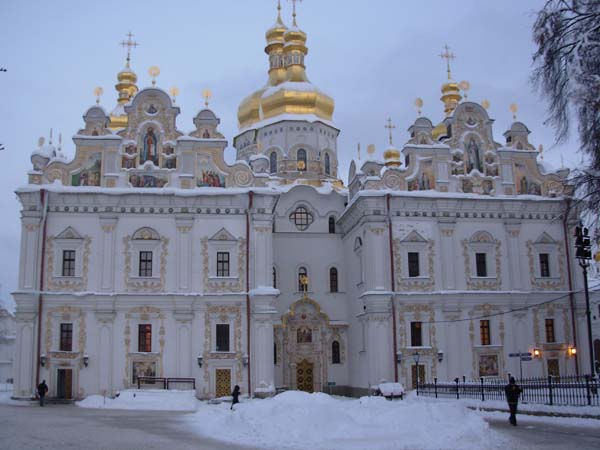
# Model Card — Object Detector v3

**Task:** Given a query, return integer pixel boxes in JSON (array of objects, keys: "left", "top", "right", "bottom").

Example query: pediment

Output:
[
  {"left": 209, "top": 228, "right": 236, "bottom": 242},
  {"left": 535, "top": 232, "right": 556, "bottom": 245},
  {"left": 401, "top": 230, "right": 427, "bottom": 243},
  {"left": 56, "top": 227, "right": 83, "bottom": 240}
]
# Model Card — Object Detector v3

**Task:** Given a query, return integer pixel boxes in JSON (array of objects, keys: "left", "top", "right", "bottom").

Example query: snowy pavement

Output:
[{"left": 2, "top": 389, "right": 600, "bottom": 450}]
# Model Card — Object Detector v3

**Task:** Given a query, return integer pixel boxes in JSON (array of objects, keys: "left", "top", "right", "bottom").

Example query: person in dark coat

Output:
[
  {"left": 231, "top": 385, "right": 241, "bottom": 410},
  {"left": 504, "top": 377, "right": 522, "bottom": 426},
  {"left": 37, "top": 380, "right": 48, "bottom": 407}
]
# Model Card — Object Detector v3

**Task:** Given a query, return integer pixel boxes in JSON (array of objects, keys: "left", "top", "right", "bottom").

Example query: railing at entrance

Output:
[
  {"left": 417, "top": 375, "right": 600, "bottom": 406},
  {"left": 137, "top": 377, "right": 196, "bottom": 390}
]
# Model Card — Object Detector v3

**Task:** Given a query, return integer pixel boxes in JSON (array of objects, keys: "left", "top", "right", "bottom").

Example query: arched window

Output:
[
  {"left": 273, "top": 266, "right": 277, "bottom": 289},
  {"left": 324, "top": 153, "right": 331, "bottom": 175},
  {"left": 328, "top": 216, "right": 336, "bottom": 234},
  {"left": 332, "top": 341, "right": 341, "bottom": 364},
  {"left": 297, "top": 148, "right": 307, "bottom": 171},
  {"left": 270, "top": 152, "right": 277, "bottom": 174},
  {"left": 329, "top": 267, "right": 338, "bottom": 293},
  {"left": 298, "top": 267, "right": 308, "bottom": 292}
]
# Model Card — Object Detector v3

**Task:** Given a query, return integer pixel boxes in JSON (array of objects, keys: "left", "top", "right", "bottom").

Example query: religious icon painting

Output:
[
  {"left": 71, "top": 152, "right": 102, "bottom": 186},
  {"left": 297, "top": 326, "right": 312, "bottom": 344},
  {"left": 197, "top": 158, "right": 226, "bottom": 188},
  {"left": 478, "top": 354, "right": 499, "bottom": 377},
  {"left": 141, "top": 127, "right": 160, "bottom": 166},
  {"left": 132, "top": 361, "right": 157, "bottom": 384},
  {"left": 146, "top": 104, "right": 158, "bottom": 115}
]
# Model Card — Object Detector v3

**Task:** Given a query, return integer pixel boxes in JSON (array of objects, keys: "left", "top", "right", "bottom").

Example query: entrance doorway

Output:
[
  {"left": 215, "top": 369, "right": 231, "bottom": 398},
  {"left": 56, "top": 369, "right": 72, "bottom": 399},
  {"left": 296, "top": 359, "right": 314, "bottom": 392},
  {"left": 411, "top": 364, "right": 425, "bottom": 390},
  {"left": 547, "top": 359, "right": 560, "bottom": 378}
]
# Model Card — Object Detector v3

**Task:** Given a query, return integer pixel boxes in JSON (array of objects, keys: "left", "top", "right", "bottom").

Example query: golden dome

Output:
[
  {"left": 432, "top": 122, "right": 447, "bottom": 140},
  {"left": 440, "top": 80, "right": 461, "bottom": 116},
  {"left": 109, "top": 61, "right": 139, "bottom": 129},
  {"left": 237, "top": 7, "right": 334, "bottom": 130},
  {"left": 384, "top": 145, "right": 401, "bottom": 167}
]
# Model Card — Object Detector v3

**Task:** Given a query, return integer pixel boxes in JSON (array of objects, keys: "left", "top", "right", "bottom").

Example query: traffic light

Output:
[{"left": 575, "top": 226, "right": 592, "bottom": 260}]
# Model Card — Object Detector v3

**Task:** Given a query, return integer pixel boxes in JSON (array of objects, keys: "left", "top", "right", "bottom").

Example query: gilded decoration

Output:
[
  {"left": 124, "top": 306, "right": 165, "bottom": 386},
  {"left": 201, "top": 237, "right": 246, "bottom": 293},
  {"left": 532, "top": 303, "right": 571, "bottom": 347},
  {"left": 397, "top": 303, "right": 438, "bottom": 380},
  {"left": 462, "top": 232, "right": 502, "bottom": 290},
  {"left": 393, "top": 238, "right": 436, "bottom": 291},
  {"left": 122, "top": 234, "right": 169, "bottom": 292},
  {"left": 526, "top": 240, "right": 566, "bottom": 290},
  {"left": 45, "top": 235, "right": 92, "bottom": 291},
  {"left": 202, "top": 304, "right": 244, "bottom": 384},
  {"left": 44, "top": 306, "right": 86, "bottom": 361},
  {"left": 468, "top": 304, "right": 505, "bottom": 377}
]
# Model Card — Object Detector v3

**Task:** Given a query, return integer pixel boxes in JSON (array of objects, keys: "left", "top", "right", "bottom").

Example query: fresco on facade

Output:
[
  {"left": 197, "top": 159, "right": 226, "bottom": 188},
  {"left": 297, "top": 326, "right": 312, "bottom": 344},
  {"left": 408, "top": 161, "right": 435, "bottom": 191},
  {"left": 132, "top": 361, "right": 157, "bottom": 384},
  {"left": 128, "top": 172, "right": 168, "bottom": 188},
  {"left": 140, "top": 127, "right": 159, "bottom": 166},
  {"left": 71, "top": 152, "right": 102, "bottom": 186},
  {"left": 478, "top": 354, "right": 499, "bottom": 377}
]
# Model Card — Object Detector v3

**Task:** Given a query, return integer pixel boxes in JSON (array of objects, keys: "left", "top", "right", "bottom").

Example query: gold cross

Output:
[
  {"left": 120, "top": 31, "right": 139, "bottom": 66},
  {"left": 439, "top": 44, "right": 455, "bottom": 80},
  {"left": 384, "top": 118, "right": 396, "bottom": 146},
  {"left": 202, "top": 88, "right": 212, "bottom": 108}
]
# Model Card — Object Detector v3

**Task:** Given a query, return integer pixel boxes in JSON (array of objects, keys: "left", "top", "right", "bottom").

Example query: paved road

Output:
[{"left": 1, "top": 402, "right": 599, "bottom": 450}]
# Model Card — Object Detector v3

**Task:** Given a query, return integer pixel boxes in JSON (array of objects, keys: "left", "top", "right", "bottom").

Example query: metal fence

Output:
[
  {"left": 137, "top": 377, "right": 196, "bottom": 390},
  {"left": 417, "top": 375, "right": 600, "bottom": 406}
]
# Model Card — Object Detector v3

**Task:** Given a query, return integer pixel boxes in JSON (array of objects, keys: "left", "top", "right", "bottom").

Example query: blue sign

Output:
[
  {"left": 520, "top": 356, "right": 533, "bottom": 361},
  {"left": 509, "top": 352, "right": 532, "bottom": 358}
]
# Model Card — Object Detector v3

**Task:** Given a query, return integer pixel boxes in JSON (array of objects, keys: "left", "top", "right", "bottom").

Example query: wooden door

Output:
[
  {"left": 215, "top": 369, "right": 231, "bottom": 398},
  {"left": 296, "top": 359, "right": 314, "bottom": 393},
  {"left": 547, "top": 359, "right": 560, "bottom": 378},
  {"left": 57, "top": 369, "right": 73, "bottom": 399},
  {"left": 411, "top": 364, "right": 425, "bottom": 390}
]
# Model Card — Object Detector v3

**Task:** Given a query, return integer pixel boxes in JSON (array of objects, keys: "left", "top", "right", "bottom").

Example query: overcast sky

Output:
[{"left": 0, "top": 0, "right": 582, "bottom": 305}]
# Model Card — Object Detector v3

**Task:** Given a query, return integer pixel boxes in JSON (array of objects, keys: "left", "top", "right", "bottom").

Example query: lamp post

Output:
[
  {"left": 413, "top": 351, "right": 421, "bottom": 388},
  {"left": 575, "top": 225, "right": 595, "bottom": 377}
]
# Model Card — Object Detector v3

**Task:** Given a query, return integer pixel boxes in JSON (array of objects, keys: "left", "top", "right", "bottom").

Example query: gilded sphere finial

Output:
[
  {"left": 93, "top": 86, "right": 103, "bottom": 104},
  {"left": 509, "top": 103, "right": 518, "bottom": 120},
  {"left": 481, "top": 99, "right": 490, "bottom": 110},
  {"left": 169, "top": 86, "right": 179, "bottom": 103},
  {"left": 414, "top": 97, "right": 424, "bottom": 115},
  {"left": 148, "top": 66, "right": 160, "bottom": 86},
  {"left": 458, "top": 80, "right": 470, "bottom": 98},
  {"left": 202, "top": 88, "right": 212, "bottom": 108},
  {"left": 367, "top": 144, "right": 376, "bottom": 156}
]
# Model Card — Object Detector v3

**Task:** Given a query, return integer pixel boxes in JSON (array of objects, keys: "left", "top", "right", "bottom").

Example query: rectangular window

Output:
[
  {"left": 139, "top": 251, "right": 153, "bottom": 277},
  {"left": 408, "top": 252, "right": 420, "bottom": 277},
  {"left": 62, "top": 250, "right": 76, "bottom": 277},
  {"left": 217, "top": 252, "right": 230, "bottom": 277},
  {"left": 475, "top": 253, "right": 487, "bottom": 277},
  {"left": 480, "top": 320, "right": 491, "bottom": 346},
  {"left": 59, "top": 323, "right": 73, "bottom": 351},
  {"left": 545, "top": 318, "right": 556, "bottom": 343},
  {"left": 410, "top": 322, "right": 422, "bottom": 347},
  {"left": 539, "top": 253, "right": 550, "bottom": 278},
  {"left": 138, "top": 324, "right": 152, "bottom": 352},
  {"left": 216, "top": 324, "right": 230, "bottom": 352}
]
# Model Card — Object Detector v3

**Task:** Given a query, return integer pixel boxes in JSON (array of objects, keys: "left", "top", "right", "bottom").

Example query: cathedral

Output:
[{"left": 12, "top": 3, "right": 592, "bottom": 401}]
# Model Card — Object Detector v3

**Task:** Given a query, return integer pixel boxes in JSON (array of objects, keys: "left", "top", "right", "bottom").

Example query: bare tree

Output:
[{"left": 532, "top": 0, "right": 600, "bottom": 214}]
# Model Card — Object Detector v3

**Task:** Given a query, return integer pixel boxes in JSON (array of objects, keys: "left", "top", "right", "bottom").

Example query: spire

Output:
[
  {"left": 439, "top": 44, "right": 455, "bottom": 81},
  {"left": 291, "top": 0, "right": 301, "bottom": 27},
  {"left": 110, "top": 32, "right": 140, "bottom": 129}
]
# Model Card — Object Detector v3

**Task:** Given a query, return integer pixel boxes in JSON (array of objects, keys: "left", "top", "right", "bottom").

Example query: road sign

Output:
[
  {"left": 520, "top": 356, "right": 533, "bottom": 361},
  {"left": 509, "top": 352, "right": 532, "bottom": 357},
  {"left": 327, "top": 381, "right": 336, "bottom": 386}
]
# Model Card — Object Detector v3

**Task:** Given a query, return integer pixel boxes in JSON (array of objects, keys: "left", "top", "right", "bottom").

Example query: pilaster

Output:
[
  {"left": 175, "top": 216, "right": 194, "bottom": 291},
  {"left": 99, "top": 216, "right": 118, "bottom": 291},
  {"left": 438, "top": 220, "right": 456, "bottom": 290},
  {"left": 504, "top": 221, "right": 522, "bottom": 290}
]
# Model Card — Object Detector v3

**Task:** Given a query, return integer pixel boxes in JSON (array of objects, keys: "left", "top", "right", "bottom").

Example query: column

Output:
[
  {"left": 99, "top": 216, "right": 118, "bottom": 291},
  {"left": 363, "top": 294, "right": 393, "bottom": 385},
  {"left": 13, "top": 310, "right": 37, "bottom": 399},
  {"left": 438, "top": 220, "right": 456, "bottom": 290},
  {"left": 252, "top": 221, "right": 274, "bottom": 289},
  {"left": 504, "top": 222, "right": 522, "bottom": 290},
  {"left": 175, "top": 217, "right": 194, "bottom": 291}
]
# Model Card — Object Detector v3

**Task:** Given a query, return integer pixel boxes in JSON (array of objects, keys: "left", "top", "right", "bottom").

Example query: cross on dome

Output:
[
  {"left": 120, "top": 31, "right": 139, "bottom": 67},
  {"left": 385, "top": 118, "right": 396, "bottom": 146},
  {"left": 439, "top": 44, "right": 455, "bottom": 80},
  {"left": 288, "top": 0, "right": 302, "bottom": 26}
]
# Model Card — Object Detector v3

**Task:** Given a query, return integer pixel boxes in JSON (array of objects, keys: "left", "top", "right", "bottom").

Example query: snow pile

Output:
[
  {"left": 76, "top": 389, "right": 198, "bottom": 412},
  {"left": 185, "top": 391, "right": 507, "bottom": 450}
]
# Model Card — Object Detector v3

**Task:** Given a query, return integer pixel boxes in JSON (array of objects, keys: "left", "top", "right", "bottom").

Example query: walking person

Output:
[
  {"left": 37, "top": 380, "right": 48, "bottom": 407},
  {"left": 504, "top": 377, "right": 522, "bottom": 426},
  {"left": 230, "top": 385, "right": 241, "bottom": 410}
]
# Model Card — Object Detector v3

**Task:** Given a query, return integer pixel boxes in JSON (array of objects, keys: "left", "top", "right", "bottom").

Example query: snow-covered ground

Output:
[
  {"left": 183, "top": 391, "right": 509, "bottom": 450},
  {"left": 76, "top": 389, "right": 198, "bottom": 412}
]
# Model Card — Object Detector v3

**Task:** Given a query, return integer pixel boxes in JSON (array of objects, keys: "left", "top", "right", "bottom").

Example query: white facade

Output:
[{"left": 11, "top": 12, "right": 594, "bottom": 401}]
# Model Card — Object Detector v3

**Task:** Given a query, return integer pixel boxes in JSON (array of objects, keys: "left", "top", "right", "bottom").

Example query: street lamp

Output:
[
  {"left": 574, "top": 225, "right": 595, "bottom": 377},
  {"left": 413, "top": 351, "right": 421, "bottom": 386}
]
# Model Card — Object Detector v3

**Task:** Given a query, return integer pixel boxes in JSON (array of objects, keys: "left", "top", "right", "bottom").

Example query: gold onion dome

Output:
[
  {"left": 237, "top": 7, "right": 334, "bottom": 130},
  {"left": 384, "top": 145, "right": 401, "bottom": 167}
]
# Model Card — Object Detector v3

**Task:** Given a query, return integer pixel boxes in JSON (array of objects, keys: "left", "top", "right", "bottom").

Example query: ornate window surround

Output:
[
  {"left": 462, "top": 231, "right": 502, "bottom": 290},
  {"left": 526, "top": 233, "right": 565, "bottom": 290},
  {"left": 123, "top": 227, "right": 169, "bottom": 292},
  {"left": 207, "top": 228, "right": 239, "bottom": 279},
  {"left": 201, "top": 230, "right": 245, "bottom": 293},
  {"left": 394, "top": 230, "right": 435, "bottom": 291},
  {"left": 46, "top": 227, "right": 91, "bottom": 291}
]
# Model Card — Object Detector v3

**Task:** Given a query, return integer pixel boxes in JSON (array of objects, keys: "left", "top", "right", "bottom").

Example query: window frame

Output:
[
  {"left": 290, "top": 206, "right": 314, "bottom": 231},
  {"left": 480, "top": 319, "right": 491, "bottom": 346},
  {"left": 298, "top": 267, "right": 308, "bottom": 292},
  {"left": 297, "top": 148, "right": 307, "bottom": 171},
  {"left": 545, "top": 318, "right": 556, "bottom": 343},
  {"left": 328, "top": 216, "right": 336, "bottom": 234},
  {"left": 216, "top": 323, "right": 230, "bottom": 352},
  {"left": 59, "top": 323, "right": 73, "bottom": 352},
  {"left": 216, "top": 251, "right": 230, "bottom": 277},
  {"left": 329, "top": 267, "right": 339, "bottom": 293},
  {"left": 408, "top": 252, "right": 420, "bottom": 278},
  {"left": 138, "top": 324, "right": 152, "bottom": 353},
  {"left": 139, "top": 251, "right": 153, "bottom": 277},
  {"left": 61, "top": 250, "right": 76, "bottom": 277},
  {"left": 269, "top": 151, "right": 278, "bottom": 174},
  {"left": 331, "top": 340, "right": 341, "bottom": 364},
  {"left": 475, "top": 252, "right": 488, "bottom": 277},
  {"left": 410, "top": 321, "right": 423, "bottom": 347},
  {"left": 539, "top": 253, "right": 551, "bottom": 278}
]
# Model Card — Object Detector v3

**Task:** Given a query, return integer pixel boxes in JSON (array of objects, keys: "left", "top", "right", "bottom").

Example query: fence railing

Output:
[
  {"left": 137, "top": 377, "right": 196, "bottom": 390},
  {"left": 417, "top": 375, "right": 600, "bottom": 406}
]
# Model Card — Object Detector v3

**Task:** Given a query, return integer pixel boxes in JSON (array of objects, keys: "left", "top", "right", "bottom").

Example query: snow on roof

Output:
[{"left": 238, "top": 114, "right": 337, "bottom": 134}]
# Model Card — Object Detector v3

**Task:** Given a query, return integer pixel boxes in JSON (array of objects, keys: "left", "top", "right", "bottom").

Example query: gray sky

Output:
[{"left": 0, "top": 0, "right": 582, "bottom": 304}]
